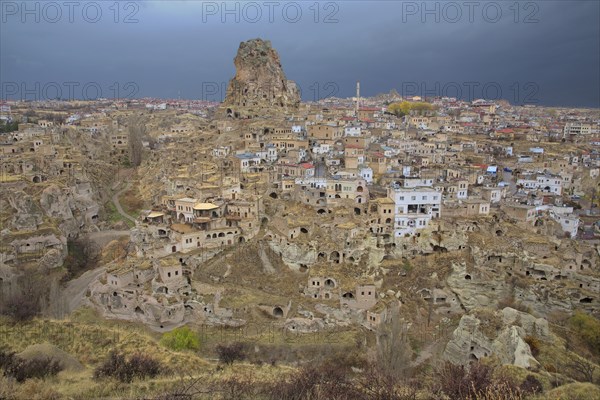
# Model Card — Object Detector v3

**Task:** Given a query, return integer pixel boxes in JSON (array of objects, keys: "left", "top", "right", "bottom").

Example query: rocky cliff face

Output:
[
  {"left": 443, "top": 307, "right": 549, "bottom": 368},
  {"left": 223, "top": 39, "right": 300, "bottom": 117},
  {"left": 0, "top": 181, "right": 102, "bottom": 294}
]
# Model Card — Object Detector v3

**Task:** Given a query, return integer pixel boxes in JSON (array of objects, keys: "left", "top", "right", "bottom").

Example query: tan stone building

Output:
[{"left": 308, "top": 124, "right": 342, "bottom": 143}]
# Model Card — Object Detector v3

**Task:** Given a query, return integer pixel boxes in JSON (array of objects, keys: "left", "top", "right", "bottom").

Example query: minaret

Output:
[{"left": 355, "top": 81, "right": 360, "bottom": 118}]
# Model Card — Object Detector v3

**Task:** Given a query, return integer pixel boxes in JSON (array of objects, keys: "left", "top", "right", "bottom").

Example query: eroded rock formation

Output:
[
  {"left": 443, "top": 307, "right": 548, "bottom": 368},
  {"left": 223, "top": 38, "right": 300, "bottom": 118}
]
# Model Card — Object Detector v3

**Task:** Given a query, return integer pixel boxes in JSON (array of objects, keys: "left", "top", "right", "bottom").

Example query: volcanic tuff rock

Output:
[
  {"left": 443, "top": 308, "right": 543, "bottom": 369},
  {"left": 223, "top": 39, "right": 300, "bottom": 117}
]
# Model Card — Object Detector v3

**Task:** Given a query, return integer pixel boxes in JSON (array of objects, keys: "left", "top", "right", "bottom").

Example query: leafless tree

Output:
[
  {"left": 128, "top": 116, "right": 146, "bottom": 167},
  {"left": 218, "top": 375, "right": 257, "bottom": 400},
  {"left": 357, "top": 365, "right": 418, "bottom": 400},
  {"left": 1, "top": 270, "right": 46, "bottom": 321},
  {"left": 153, "top": 374, "right": 216, "bottom": 400},
  {"left": 567, "top": 356, "right": 596, "bottom": 383},
  {"left": 376, "top": 302, "right": 413, "bottom": 378}
]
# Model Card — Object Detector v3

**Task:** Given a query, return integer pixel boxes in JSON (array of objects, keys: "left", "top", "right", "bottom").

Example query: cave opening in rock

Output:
[{"left": 273, "top": 307, "right": 284, "bottom": 317}]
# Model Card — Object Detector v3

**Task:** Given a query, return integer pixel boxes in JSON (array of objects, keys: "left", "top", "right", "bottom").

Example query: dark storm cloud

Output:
[{"left": 1, "top": 0, "right": 598, "bottom": 107}]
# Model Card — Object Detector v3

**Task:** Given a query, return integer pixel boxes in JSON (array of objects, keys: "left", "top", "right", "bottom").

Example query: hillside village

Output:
[{"left": 1, "top": 38, "right": 600, "bottom": 398}]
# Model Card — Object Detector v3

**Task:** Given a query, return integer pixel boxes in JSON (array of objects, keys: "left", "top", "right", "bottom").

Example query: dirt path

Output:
[
  {"left": 49, "top": 231, "right": 130, "bottom": 317},
  {"left": 111, "top": 180, "right": 137, "bottom": 223},
  {"left": 58, "top": 265, "right": 105, "bottom": 315},
  {"left": 258, "top": 242, "right": 275, "bottom": 274}
]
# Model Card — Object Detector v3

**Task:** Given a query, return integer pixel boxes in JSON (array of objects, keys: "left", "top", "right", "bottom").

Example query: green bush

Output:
[
  {"left": 160, "top": 326, "right": 200, "bottom": 351},
  {"left": 0, "top": 120, "right": 18, "bottom": 133}
]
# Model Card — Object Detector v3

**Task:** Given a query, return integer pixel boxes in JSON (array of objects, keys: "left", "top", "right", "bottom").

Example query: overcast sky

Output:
[{"left": 1, "top": 1, "right": 599, "bottom": 107}]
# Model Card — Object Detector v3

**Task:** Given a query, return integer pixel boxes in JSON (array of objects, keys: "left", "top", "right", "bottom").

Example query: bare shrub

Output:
[
  {"left": 1, "top": 271, "right": 46, "bottom": 321},
  {"left": 566, "top": 355, "right": 596, "bottom": 383},
  {"left": 434, "top": 361, "right": 521, "bottom": 400},
  {"left": 2, "top": 354, "right": 63, "bottom": 382},
  {"left": 520, "top": 374, "right": 543, "bottom": 395},
  {"left": 0, "top": 347, "right": 16, "bottom": 369},
  {"left": 94, "top": 351, "right": 128, "bottom": 381},
  {"left": 264, "top": 362, "right": 359, "bottom": 400},
  {"left": 94, "top": 350, "right": 161, "bottom": 383},
  {"left": 524, "top": 336, "right": 541, "bottom": 357},
  {"left": 3, "top": 293, "right": 40, "bottom": 322},
  {"left": 216, "top": 342, "right": 247, "bottom": 365},
  {"left": 218, "top": 375, "right": 258, "bottom": 400},
  {"left": 357, "top": 364, "right": 418, "bottom": 400},
  {"left": 153, "top": 375, "right": 209, "bottom": 400},
  {"left": 127, "top": 353, "right": 161, "bottom": 380}
]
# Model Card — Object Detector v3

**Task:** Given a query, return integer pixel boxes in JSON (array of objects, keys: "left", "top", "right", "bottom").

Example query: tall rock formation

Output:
[{"left": 223, "top": 39, "right": 300, "bottom": 118}]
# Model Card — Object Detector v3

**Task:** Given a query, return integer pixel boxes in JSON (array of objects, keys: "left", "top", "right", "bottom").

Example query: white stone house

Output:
[{"left": 388, "top": 185, "right": 441, "bottom": 236}]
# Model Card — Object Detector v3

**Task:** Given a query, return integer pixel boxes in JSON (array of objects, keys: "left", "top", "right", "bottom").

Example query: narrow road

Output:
[
  {"left": 51, "top": 231, "right": 129, "bottom": 317},
  {"left": 58, "top": 265, "right": 106, "bottom": 315},
  {"left": 112, "top": 180, "right": 137, "bottom": 223},
  {"left": 502, "top": 170, "right": 518, "bottom": 196}
]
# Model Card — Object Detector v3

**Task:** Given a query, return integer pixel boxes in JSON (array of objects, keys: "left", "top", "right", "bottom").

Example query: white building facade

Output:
[{"left": 388, "top": 186, "right": 441, "bottom": 237}]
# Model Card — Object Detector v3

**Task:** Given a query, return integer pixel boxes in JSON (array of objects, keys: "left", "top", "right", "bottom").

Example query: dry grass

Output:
[
  {"left": 120, "top": 186, "right": 146, "bottom": 218},
  {"left": 0, "top": 312, "right": 302, "bottom": 399},
  {"left": 2, "top": 377, "right": 62, "bottom": 400},
  {"left": 496, "top": 365, "right": 553, "bottom": 393},
  {"left": 0, "top": 314, "right": 208, "bottom": 371},
  {"left": 537, "top": 382, "right": 600, "bottom": 400}
]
